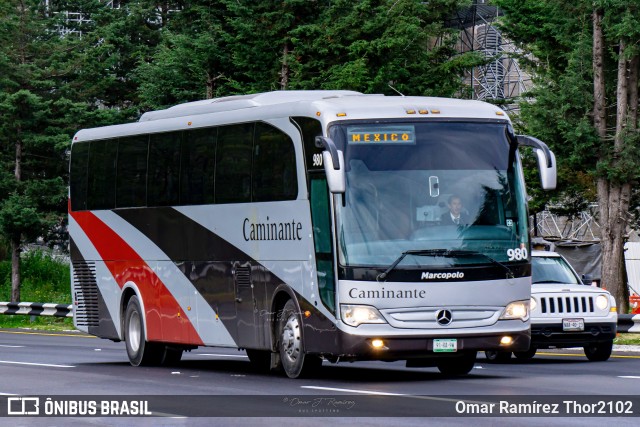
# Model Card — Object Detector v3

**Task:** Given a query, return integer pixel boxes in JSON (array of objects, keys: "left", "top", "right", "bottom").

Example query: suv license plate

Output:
[
  {"left": 563, "top": 318, "right": 584, "bottom": 331},
  {"left": 434, "top": 339, "right": 457, "bottom": 352}
]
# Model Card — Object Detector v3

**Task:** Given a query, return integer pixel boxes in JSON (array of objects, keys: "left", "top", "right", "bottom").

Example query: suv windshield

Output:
[
  {"left": 330, "top": 120, "right": 529, "bottom": 268},
  {"left": 532, "top": 256, "right": 581, "bottom": 285}
]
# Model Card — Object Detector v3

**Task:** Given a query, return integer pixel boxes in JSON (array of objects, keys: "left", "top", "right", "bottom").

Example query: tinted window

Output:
[
  {"left": 216, "top": 124, "right": 253, "bottom": 204},
  {"left": 148, "top": 132, "right": 181, "bottom": 206},
  {"left": 87, "top": 139, "right": 117, "bottom": 210},
  {"left": 181, "top": 128, "right": 216, "bottom": 205},
  {"left": 291, "top": 116, "right": 323, "bottom": 172},
  {"left": 116, "top": 135, "right": 148, "bottom": 208},
  {"left": 532, "top": 256, "right": 581, "bottom": 285},
  {"left": 252, "top": 123, "right": 297, "bottom": 201},
  {"left": 70, "top": 142, "right": 89, "bottom": 211}
]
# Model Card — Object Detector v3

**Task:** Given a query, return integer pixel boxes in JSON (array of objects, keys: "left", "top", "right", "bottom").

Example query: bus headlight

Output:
[
  {"left": 500, "top": 300, "right": 529, "bottom": 321},
  {"left": 341, "top": 304, "right": 387, "bottom": 327},
  {"left": 596, "top": 294, "right": 609, "bottom": 310}
]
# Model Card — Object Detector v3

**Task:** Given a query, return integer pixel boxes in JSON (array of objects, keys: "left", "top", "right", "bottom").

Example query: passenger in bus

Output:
[{"left": 440, "top": 195, "right": 470, "bottom": 225}]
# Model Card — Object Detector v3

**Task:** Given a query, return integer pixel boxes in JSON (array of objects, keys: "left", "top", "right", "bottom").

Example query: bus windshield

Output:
[{"left": 329, "top": 120, "right": 529, "bottom": 268}]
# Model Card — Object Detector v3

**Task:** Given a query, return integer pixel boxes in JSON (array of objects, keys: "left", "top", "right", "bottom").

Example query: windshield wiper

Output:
[
  {"left": 376, "top": 249, "right": 514, "bottom": 282},
  {"left": 376, "top": 249, "right": 456, "bottom": 282},
  {"left": 532, "top": 280, "right": 566, "bottom": 284}
]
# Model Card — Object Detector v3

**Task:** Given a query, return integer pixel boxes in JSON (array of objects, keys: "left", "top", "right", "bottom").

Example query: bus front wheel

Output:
[
  {"left": 277, "top": 299, "right": 321, "bottom": 378},
  {"left": 124, "top": 296, "right": 164, "bottom": 366}
]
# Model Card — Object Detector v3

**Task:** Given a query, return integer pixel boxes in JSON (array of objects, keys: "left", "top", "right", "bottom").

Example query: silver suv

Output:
[{"left": 486, "top": 250, "right": 617, "bottom": 362}]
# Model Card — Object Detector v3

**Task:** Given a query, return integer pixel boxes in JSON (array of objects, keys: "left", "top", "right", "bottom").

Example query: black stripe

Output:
[
  {"left": 115, "top": 207, "right": 259, "bottom": 347},
  {"left": 114, "top": 207, "right": 332, "bottom": 351}
]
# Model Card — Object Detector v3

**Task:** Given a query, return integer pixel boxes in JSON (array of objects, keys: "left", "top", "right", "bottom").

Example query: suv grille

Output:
[{"left": 540, "top": 296, "right": 594, "bottom": 314}]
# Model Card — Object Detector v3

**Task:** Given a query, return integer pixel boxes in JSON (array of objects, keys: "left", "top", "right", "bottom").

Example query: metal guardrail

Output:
[
  {"left": 617, "top": 314, "right": 640, "bottom": 333},
  {"left": 0, "top": 302, "right": 72, "bottom": 318},
  {"left": 1, "top": 302, "right": 639, "bottom": 332}
]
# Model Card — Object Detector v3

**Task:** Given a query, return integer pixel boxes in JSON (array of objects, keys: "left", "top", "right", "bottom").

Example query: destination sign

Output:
[{"left": 347, "top": 125, "right": 416, "bottom": 144}]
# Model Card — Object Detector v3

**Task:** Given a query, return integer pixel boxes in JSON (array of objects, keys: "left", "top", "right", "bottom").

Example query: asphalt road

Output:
[{"left": 1, "top": 329, "right": 639, "bottom": 426}]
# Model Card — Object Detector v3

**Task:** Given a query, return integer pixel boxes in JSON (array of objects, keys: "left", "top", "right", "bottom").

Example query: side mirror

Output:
[
  {"left": 517, "top": 135, "right": 557, "bottom": 190},
  {"left": 581, "top": 274, "right": 593, "bottom": 286},
  {"left": 315, "top": 136, "right": 345, "bottom": 193}
]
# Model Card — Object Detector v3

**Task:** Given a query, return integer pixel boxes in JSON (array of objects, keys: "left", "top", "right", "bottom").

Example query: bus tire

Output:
[
  {"left": 436, "top": 351, "right": 477, "bottom": 376},
  {"left": 584, "top": 340, "right": 613, "bottom": 362},
  {"left": 277, "top": 299, "right": 321, "bottom": 378},
  {"left": 124, "top": 296, "right": 163, "bottom": 366}
]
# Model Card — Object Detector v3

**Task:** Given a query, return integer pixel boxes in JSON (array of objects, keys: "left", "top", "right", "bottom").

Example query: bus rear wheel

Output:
[
  {"left": 277, "top": 299, "right": 321, "bottom": 378},
  {"left": 124, "top": 296, "right": 164, "bottom": 366}
]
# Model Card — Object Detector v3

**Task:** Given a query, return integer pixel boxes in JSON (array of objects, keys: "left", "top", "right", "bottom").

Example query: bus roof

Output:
[{"left": 73, "top": 91, "right": 510, "bottom": 142}]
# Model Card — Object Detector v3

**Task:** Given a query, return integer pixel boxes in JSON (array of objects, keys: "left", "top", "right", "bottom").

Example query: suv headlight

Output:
[
  {"left": 596, "top": 294, "right": 609, "bottom": 310},
  {"left": 341, "top": 304, "right": 387, "bottom": 327},
  {"left": 500, "top": 300, "right": 529, "bottom": 321}
]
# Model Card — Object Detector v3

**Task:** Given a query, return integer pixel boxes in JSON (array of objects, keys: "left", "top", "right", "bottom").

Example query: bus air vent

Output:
[{"left": 72, "top": 261, "right": 100, "bottom": 327}]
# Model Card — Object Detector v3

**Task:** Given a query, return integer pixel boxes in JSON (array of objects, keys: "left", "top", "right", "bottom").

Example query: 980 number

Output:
[{"left": 507, "top": 247, "right": 528, "bottom": 261}]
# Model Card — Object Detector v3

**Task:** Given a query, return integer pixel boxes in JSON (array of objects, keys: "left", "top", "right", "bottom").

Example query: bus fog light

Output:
[
  {"left": 341, "top": 304, "right": 386, "bottom": 327},
  {"left": 500, "top": 336, "right": 513, "bottom": 345},
  {"left": 500, "top": 301, "right": 529, "bottom": 321},
  {"left": 596, "top": 295, "right": 609, "bottom": 310},
  {"left": 371, "top": 339, "right": 386, "bottom": 349}
]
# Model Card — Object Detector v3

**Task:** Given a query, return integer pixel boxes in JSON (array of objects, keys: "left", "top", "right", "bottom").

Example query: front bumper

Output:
[
  {"left": 530, "top": 321, "right": 617, "bottom": 349},
  {"left": 314, "top": 328, "right": 531, "bottom": 362}
]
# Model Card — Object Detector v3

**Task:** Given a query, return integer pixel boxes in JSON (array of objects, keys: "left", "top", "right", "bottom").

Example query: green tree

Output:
[
  {"left": 0, "top": 1, "right": 68, "bottom": 302},
  {"left": 289, "top": 0, "right": 483, "bottom": 96},
  {"left": 136, "top": 0, "right": 239, "bottom": 108},
  {"left": 496, "top": 0, "right": 640, "bottom": 311}
]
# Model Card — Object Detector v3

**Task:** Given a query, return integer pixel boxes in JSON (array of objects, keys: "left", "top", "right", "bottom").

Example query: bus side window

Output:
[
  {"left": 148, "top": 132, "right": 181, "bottom": 207},
  {"left": 215, "top": 124, "right": 253, "bottom": 204},
  {"left": 253, "top": 123, "right": 297, "bottom": 202},
  {"left": 181, "top": 128, "right": 216, "bottom": 205},
  {"left": 70, "top": 142, "right": 89, "bottom": 211},
  {"left": 87, "top": 139, "right": 117, "bottom": 210},
  {"left": 116, "top": 135, "right": 149, "bottom": 208}
]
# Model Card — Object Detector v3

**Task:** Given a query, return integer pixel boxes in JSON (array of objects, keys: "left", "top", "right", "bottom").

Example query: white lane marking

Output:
[
  {"left": 197, "top": 353, "right": 248, "bottom": 358},
  {"left": 301, "top": 386, "right": 405, "bottom": 396},
  {"left": 618, "top": 376, "right": 640, "bottom": 379},
  {"left": 0, "top": 360, "right": 75, "bottom": 368},
  {"left": 0, "top": 393, "right": 17, "bottom": 396},
  {"left": 0, "top": 345, "right": 24, "bottom": 348},
  {"left": 301, "top": 386, "right": 486, "bottom": 404}
]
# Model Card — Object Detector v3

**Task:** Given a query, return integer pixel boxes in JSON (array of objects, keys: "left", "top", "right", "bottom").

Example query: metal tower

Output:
[{"left": 445, "top": 0, "right": 533, "bottom": 110}]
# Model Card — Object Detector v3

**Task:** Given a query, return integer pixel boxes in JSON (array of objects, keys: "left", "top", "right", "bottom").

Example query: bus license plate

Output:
[
  {"left": 433, "top": 339, "right": 457, "bottom": 352},
  {"left": 563, "top": 318, "right": 584, "bottom": 331}
]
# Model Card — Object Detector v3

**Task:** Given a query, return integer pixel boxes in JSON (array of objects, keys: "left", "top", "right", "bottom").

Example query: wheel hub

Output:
[{"left": 282, "top": 314, "right": 301, "bottom": 361}]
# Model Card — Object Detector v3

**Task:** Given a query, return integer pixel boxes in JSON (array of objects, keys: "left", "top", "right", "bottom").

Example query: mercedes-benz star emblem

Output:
[{"left": 436, "top": 309, "right": 453, "bottom": 326}]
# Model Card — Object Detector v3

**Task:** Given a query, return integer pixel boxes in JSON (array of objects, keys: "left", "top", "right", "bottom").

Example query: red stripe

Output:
[{"left": 70, "top": 209, "right": 203, "bottom": 345}]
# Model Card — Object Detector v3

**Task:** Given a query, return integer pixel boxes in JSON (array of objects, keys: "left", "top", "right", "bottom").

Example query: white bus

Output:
[{"left": 69, "top": 91, "right": 556, "bottom": 378}]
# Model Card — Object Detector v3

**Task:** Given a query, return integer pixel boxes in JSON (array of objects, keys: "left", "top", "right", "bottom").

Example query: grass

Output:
[
  {"left": 614, "top": 333, "right": 640, "bottom": 346},
  {"left": 0, "top": 250, "right": 74, "bottom": 330}
]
